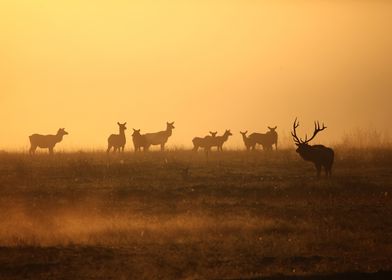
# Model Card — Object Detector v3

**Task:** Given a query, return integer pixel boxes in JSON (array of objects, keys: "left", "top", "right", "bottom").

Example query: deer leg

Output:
[
  {"left": 315, "top": 164, "right": 321, "bottom": 178},
  {"left": 107, "top": 145, "right": 112, "bottom": 153},
  {"left": 327, "top": 166, "right": 332, "bottom": 177},
  {"left": 29, "top": 146, "right": 37, "bottom": 155},
  {"left": 161, "top": 143, "right": 165, "bottom": 151},
  {"left": 49, "top": 147, "right": 54, "bottom": 155}
]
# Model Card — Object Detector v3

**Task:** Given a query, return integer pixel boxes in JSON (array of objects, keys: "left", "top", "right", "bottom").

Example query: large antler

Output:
[
  {"left": 303, "top": 121, "right": 326, "bottom": 144},
  {"left": 291, "top": 118, "right": 302, "bottom": 145}
]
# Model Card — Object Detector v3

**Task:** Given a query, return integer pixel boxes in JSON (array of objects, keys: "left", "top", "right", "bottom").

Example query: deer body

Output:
[
  {"left": 143, "top": 122, "right": 175, "bottom": 151},
  {"left": 240, "top": 131, "right": 254, "bottom": 151},
  {"left": 209, "top": 130, "right": 232, "bottom": 151},
  {"left": 29, "top": 128, "right": 68, "bottom": 155},
  {"left": 248, "top": 132, "right": 273, "bottom": 150},
  {"left": 192, "top": 134, "right": 216, "bottom": 152},
  {"left": 132, "top": 129, "right": 149, "bottom": 152},
  {"left": 266, "top": 126, "right": 278, "bottom": 150},
  {"left": 107, "top": 122, "right": 127, "bottom": 153},
  {"left": 292, "top": 119, "right": 334, "bottom": 177}
]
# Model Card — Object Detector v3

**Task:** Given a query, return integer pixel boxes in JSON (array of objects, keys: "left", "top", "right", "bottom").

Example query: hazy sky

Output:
[{"left": 1, "top": 1, "right": 391, "bottom": 150}]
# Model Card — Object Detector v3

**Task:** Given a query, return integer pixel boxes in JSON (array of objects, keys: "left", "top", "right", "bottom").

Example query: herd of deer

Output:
[{"left": 28, "top": 119, "right": 335, "bottom": 177}]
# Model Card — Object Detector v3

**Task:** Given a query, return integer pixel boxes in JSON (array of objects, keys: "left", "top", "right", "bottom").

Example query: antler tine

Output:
[
  {"left": 291, "top": 118, "right": 302, "bottom": 144},
  {"left": 304, "top": 120, "right": 327, "bottom": 143}
]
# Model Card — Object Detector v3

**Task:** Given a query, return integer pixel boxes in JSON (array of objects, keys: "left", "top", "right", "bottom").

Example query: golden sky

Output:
[{"left": 1, "top": 1, "right": 391, "bottom": 150}]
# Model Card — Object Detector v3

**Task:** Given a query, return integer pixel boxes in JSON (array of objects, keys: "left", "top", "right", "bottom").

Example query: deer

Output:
[
  {"left": 29, "top": 128, "right": 68, "bottom": 155},
  {"left": 248, "top": 131, "right": 273, "bottom": 151},
  {"left": 211, "top": 130, "right": 232, "bottom": 151},
  {"left": 240, "top": 131, "right": 255, "bottom": 151},
  {"left": 266, "top": 126, "right": 278, "bottom": 150},
  {"left": 291, "top": 118, "right": 334, "bottom": 178},
  {"left": 192, "top": 131, "right": 217, "bottom": 152},
  {"left": 132, "top": 129, "right": 149, "bottom": 152},
  {"left": 143, "top": 122, "right": 175, "bottom": 151},
  {"left": 107, "top": 122, "right": 127, "bottom": 153}
]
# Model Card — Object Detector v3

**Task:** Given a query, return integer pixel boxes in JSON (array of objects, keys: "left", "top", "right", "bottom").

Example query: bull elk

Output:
[
  {"left": 107, "top": 122, "right": 127, "bottom": 153},
  {"left": 291, "top": 118, "right": 334, "bottom": 177},
  {"left": 29, "top": 128, "right": 68, "bottom": 155}
]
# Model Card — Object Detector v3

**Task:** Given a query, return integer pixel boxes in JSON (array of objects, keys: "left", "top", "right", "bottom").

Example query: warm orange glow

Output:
[{"left": 1, "top": 1, "right": 391, "bottom": 150}]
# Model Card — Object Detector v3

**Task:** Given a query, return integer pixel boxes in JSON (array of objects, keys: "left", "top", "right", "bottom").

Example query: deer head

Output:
[
  {"left": 209, "top": 131, "right": 217, "bottom": 137},
  {"left": 268, "top": 126, "right": 277, "bottom": 132},
  {"left": 224, "top": 129, "right": 233, "bottom": 137},
  {"left": 57, "top": 128, "right": 69, "bottom": 136},
  {"left": 167, "top": 122, "right": 175, "bottom": 130},
  {"left": 132, "top": 128, "right": 141, "bottom": 136},
  {"left": 291, "top": 118, "right": 326, "bottom": 153},
  {"left": 117, "top": 122, "right": 127, "bottom": 131},
  {"left": 240, "top": 131, "right": 248, "bottom": 136}
]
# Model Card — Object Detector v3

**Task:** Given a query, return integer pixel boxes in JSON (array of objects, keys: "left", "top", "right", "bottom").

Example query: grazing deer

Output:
[
  {"left": 291, "top": 118, "right": 334, "bottom": 177},
  {"left": 29, "top": 128, "right": 68, "bottom": 155},
  {"left": 240, "top": 131, "right": 255, "bottom": 151},
  {"left": 211, "top": 130, "right": 232, "bottom": 151},
  {"left": 266, "top": 126, "right": 278, "bottom": 150},
  {"left": 192, "top": 131, "right": 217, "bottom": 152},
  {"left": 132, "top": 129, "right": 149, "bottom": 152},
  {"left": 107, "top": 122, "right": 127, "bottom": 153},
  {"left": 143, "top": 122, "right": 175, "bottom": 151}
]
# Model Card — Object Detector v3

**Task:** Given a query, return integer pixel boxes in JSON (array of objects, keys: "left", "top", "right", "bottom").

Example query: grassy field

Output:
[{"left": 0, "top": 148, "right": 391, "bottom": 279}]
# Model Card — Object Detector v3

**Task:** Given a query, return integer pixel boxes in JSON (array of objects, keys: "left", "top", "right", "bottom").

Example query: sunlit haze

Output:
[{"left": 1, "top": 0, "right": 391, "bottom": 150}]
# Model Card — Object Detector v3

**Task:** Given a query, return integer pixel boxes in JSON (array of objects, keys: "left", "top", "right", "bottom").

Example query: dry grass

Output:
[{"left": 0, "top": 149, "right": 391, "bottom": 279}]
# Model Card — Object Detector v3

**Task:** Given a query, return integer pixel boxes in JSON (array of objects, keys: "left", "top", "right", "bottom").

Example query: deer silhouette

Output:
[
  {"left": 240, "top": 131, "right": 255, "bottom": 151},
  {"left": 143, "top": 122, "right": 175, "bottom": 151},
  {"left": 107, "top": 122, "right": 127, "bottom": 153},
  {"left": 211, "top": 130, "right": 232, "bottom": 151},
  {"left": 29, "top": 128, "right": 68, "bottom": 155},
  {"left": 248, "top": 131, "right": 273, "bottom": 151},
  {"left": 132, "top": 129, "right": 149, "bottom": 152},
  {"left": 192, "top": 131, "right": 217, "bottom": 152},
  {"left": 291, "top": 118, "right": 334, "bottom": 177},
  {"left": 266, "top": 126, "right": 278, "bottom": 150}
]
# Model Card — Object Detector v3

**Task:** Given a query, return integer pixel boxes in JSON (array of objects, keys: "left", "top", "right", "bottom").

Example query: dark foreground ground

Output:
[{"left": 0, "top": 149, "right": 391, "bottom": 279}]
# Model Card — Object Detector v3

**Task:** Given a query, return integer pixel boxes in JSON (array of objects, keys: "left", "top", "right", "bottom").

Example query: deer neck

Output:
[
  {"left": 119, "top": 129, "right": 126, "bottom": 139},
  {"left": 55, "top": 133, "right": 64, "bottom": 143},
  {"left": 166, "top": 127, "right": 173, "bottom": 137}
]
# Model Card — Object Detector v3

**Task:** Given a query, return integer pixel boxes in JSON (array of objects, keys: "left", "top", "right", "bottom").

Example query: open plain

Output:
[{"left": 0, "top": 149, "right": 391, "bottom": 279}]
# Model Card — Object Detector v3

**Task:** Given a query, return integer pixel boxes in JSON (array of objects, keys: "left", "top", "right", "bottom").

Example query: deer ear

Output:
[
  {"left": 124, "top": 122, "right": 127, "bottom": 125},
  {"left": 117, "top": 122, "right": 120, "bottom": 125}
]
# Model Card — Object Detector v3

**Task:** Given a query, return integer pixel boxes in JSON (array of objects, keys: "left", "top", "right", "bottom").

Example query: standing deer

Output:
[
  {"left": 29, "top": 128, "right": 68, "bottom": 155},
  {"left": 143, "top": 122, "right": 175, "bottom": 151},
  {"left": 291, "top": 118, "right": 334, "bottom": 177},
  {"left": 240, "top": 131, "right": 255, "bottom": 151},
  {"left": 132, "top": 129, "right": 149, "bottom": 152},
  {"left": 266, "top": 126, "right": 278, "bottom": 150},
  {"left": 211, "top": 130, "right": 232, "bottom": 151},
  {"left": 107, "top": 122, "right": 127, "bottom": 153},
  {"left": 192, "top": 131, "right": 217, "bottom": 152},
  {"left": 248, "top": 131, "right": 273, "bottom": 151}
]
